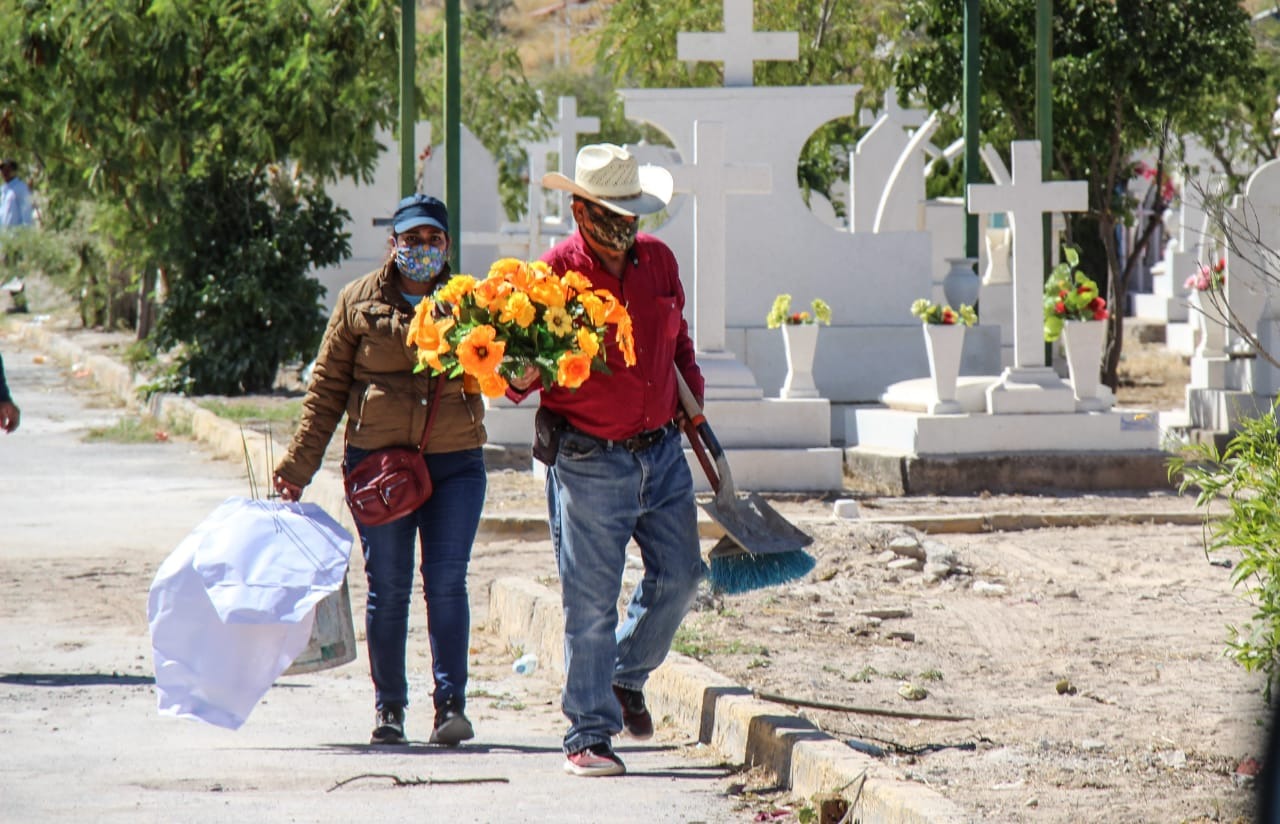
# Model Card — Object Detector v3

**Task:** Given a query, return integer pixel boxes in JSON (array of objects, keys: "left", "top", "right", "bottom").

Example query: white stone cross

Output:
[
  {"left": 676, "top": 0, "right": 798, "bottom": 87},
  {"left": 968, "top": 141, "right": 1088, "bottom": 372},
  {"left": 669, "top": 120, "right": 773, "bottom": 355},
  {"left": 549, "top": 96, "right": 600, "bottom": 220},
  {"left": 859, "top": 88, "right": 928, "bottom": 130}
]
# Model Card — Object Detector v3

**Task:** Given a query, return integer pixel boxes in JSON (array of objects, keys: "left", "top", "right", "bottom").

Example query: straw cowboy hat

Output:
[{"left": 542, "top": 143, "right": 673, "bottom": 217}]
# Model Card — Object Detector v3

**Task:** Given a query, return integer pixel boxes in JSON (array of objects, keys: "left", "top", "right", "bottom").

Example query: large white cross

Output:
[
  {"left": 968, "top": 141, "right": 1088, "bottom": 372},
  {"left": 669, "top": 120, "right": 772, "bottom": 353},
  {"left": 676, "top": 0, "right": 798, "bottom": 87}
]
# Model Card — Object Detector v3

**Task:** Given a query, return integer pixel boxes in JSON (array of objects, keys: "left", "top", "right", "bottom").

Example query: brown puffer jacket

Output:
[{"left": 274, "top": 261, "right": 487, "bottom": 488}]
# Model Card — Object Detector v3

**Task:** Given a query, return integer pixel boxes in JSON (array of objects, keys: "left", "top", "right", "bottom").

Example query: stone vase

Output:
[
  {"left": 1062, "top": 319, "right": 1107, "bottom": 406},
  {"left": 943, "top": 256, "right": 980, "bottom": 309},
  {"left": 780, "top": 323, "right": 820, "bottom": 399},
  {"left": 1189, "top": 289, "right": 1228, "bottom": 358},
  {"left": 923, "top": 322, "right": 965, "bottom": 414}
]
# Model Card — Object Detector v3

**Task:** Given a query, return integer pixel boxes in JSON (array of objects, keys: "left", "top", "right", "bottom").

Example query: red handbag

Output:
[{"left": 343, "top": 380, "right": 441, "bottom": 527}]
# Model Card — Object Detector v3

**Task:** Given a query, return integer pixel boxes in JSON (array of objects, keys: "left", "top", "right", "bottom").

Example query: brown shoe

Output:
[{"left": 612, "top": 684, "right": 653, "bottom": 740}]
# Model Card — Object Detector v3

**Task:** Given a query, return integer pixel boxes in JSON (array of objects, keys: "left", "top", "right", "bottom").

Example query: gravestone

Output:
[
  {"left": 675, "top": 0, "right": 798, "bottom": 87},
  {"left": 1188, "top": 158, "right": 1280, "bottom": 434},
  {"left": 315, "top": 123, "right": 505, "bottom": 309},
  {"left": 967, "top": 141, "right": 1088, "bottom": 413},
  {"left": 851, "top": 89, "right": 929, "bottom": 234}
]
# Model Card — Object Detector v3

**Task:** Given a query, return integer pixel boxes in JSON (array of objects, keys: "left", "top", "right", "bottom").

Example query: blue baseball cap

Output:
[{"left": 392, "top": 194, "right": 449, "bottom": 235}]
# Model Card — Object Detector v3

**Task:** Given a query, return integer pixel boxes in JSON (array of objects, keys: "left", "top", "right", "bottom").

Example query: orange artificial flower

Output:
[
  {"left": 556, "top": 350, "right": 593, "bottom": 390},
  {"left": 597, "top": 290, "right": 628, "bottom": 324},
  {"left": 499, "top": 290, "right": 537, "bottom": 328},
  {"left": 457, "top": 325, "right": 506, "bottom": 376},
  {"left": 408, "top": 314, "right": 455, "bottom": 372},
  {"left": 472, "top": 276, "right": 513, "bottom": 310},
  {"left": 476, "top": 371, "right": 510, "bottom": 398},
  {"left": 575, "top": 327, "right": 600, "bottom": 359},
  {"left": 614, "top": 312, "right": 636, "bottom": 366}
]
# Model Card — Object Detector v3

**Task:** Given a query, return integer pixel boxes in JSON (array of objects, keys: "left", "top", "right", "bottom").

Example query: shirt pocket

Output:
[{"left": 655, "top": 295, "right": 681, "bottom": 340}]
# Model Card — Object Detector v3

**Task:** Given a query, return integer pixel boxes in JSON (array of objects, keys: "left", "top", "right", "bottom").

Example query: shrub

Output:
[{"left": 1170, "top": 403, "right": 1280, "bottom": 699}]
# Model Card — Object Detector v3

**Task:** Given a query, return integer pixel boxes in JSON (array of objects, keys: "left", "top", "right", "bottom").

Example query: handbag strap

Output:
[{"left": 416, "top": 377, "right": 442, "bottom": 453}]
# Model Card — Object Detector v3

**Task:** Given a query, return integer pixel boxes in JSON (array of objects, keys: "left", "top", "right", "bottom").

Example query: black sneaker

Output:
[
  {"left": 428, "top": 702, "right": 474, "bottom": 747},
  {"left": 563, "top": 742, "right": 626, "bottom": 777},
  {"left": 612, "top": 684, "right": 654, "bottom": 740},
  {"left": 370, "top": 704, "right": 407, "bottom": 745}
]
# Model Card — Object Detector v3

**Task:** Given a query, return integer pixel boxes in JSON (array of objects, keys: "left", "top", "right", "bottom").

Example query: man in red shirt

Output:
[{"left": 510, "top": 143, "right": 706, "bottom": 776}]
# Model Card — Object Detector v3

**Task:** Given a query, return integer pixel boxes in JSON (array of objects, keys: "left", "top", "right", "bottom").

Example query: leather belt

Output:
[{"left": 570, "top": 421, "right": 675, "bottom": 453}]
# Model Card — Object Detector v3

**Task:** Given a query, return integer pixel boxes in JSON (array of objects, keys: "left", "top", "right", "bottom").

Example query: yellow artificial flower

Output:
[
  {"left": 436, "top": 274, "right": 477, "bottom": 305},
  {"left": 489, "top": 258, "right": 525, "bottom": 281},
  {"left": 561, "top": 269, "right": 593, "bottom": 296},
  {"left": 577, "top": 293, "right": 606, "bottom": 327},
  {"left": 556, "top": 350, "right": 593, "bottom": 390},
  {"left": 499, "top": 291, "right": 537, "bottom": 329},
  {"left": 457, "top": 325, "right": 506, "bottom": 376},
  {"left": 545, "top": 305, "right": 574, "bottom": 337},
  {"left": 575, "top": 327, "right": 600, "bottom": 359},
  {"left": 529, "top": 275, "right": 567, "bottom": 309}
]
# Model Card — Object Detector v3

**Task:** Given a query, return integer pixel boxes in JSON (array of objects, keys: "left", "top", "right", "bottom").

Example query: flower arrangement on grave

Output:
[
  {"left": 766, "top": 294, "right": 832, "bottom": 328},
  {"left": 407, "top": 258, "right": 636, "bottom": 398},
  {"left": 1042, "top": 246, "right": 1108, "bottom": 343},
  {"left": 910, "top": 298, "right": 976, "bottom": 326},
  {"left": 1134, "top": 160, "right": 1179, "bottom": 203},
  {"left": 1185, "top": 258, "right": 1226, "bottom": 293}
]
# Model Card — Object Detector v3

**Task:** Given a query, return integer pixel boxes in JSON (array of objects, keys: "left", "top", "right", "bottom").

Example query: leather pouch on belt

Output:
[{"left": 532, "top": 406, "right": 567, "bottom": 466}]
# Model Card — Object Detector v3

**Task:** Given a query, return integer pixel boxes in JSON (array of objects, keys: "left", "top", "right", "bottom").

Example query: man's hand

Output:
[
  {"left": 273, "top": 474, "right": 303, "bottom": 502},
  {"left": 509, "top": 363, "right": 540, "bottom": 392},
  {"left": 0, "top": 401, "right": 19, "bottom": 433}
]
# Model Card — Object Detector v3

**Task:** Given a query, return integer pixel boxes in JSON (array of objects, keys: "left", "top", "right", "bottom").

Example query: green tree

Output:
[
  {"left": 0, "top": 0, "right": 401, "bottom": 391},
  {"left": 590, "top": 0, "right": 907, "bottom": 217},
  {"left": 894, "top": 0, "right": 1257, "bottom": 389}
]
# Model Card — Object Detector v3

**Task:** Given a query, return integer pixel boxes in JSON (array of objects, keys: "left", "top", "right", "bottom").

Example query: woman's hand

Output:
[
  {"left": 508, "top": 363, "right": 540, "bottom": 392},
  {"left": 273, "top": 474, "right": 303, "bottom": 502}
]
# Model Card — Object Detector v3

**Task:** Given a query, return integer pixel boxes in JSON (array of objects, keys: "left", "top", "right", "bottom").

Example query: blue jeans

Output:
[
  {"left": 546, "top": 425, "right": 703, "bottom": 754},
  {"left": 345, "top": 446, "right": 486, "bottom": 713}
]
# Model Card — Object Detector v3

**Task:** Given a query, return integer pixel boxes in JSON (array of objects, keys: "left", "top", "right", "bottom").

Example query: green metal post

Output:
[
  {"left": 1036, "top": 0, "right": 1053, "bottom": 363},
  {"left": 445, "top": 0, "right": 461, "bottom": 272},
  {"left": 398, "top": 0, "right": 415, "bottom": 199},
  {"left": 1036, "top": 0, "right": 1053, "bottom": 266},
  {"left": 962, "top": 0, "right": 980, "bottom": 259}
]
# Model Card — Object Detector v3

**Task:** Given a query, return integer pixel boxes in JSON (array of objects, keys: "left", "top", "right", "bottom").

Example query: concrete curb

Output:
[{"left": 488, "top": 576, "right": 970, "bottom": 824}]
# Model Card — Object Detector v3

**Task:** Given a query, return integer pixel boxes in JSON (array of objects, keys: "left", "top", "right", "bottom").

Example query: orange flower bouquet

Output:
[{"left": 406, "top": 258, "right": 637, "bottom": 397}]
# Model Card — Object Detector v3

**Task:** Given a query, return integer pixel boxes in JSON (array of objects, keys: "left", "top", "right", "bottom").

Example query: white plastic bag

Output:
[{"left": 147, "top": 497, "right": 352, "bottom": 730}]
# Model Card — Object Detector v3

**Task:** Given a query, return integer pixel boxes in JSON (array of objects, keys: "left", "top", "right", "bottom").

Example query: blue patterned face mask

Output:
[{"left": 395, "top": 244, "right": 447, "bottom": 282}]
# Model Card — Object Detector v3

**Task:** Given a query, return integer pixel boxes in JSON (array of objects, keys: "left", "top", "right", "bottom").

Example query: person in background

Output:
[
  {"left": 0, "top": 160, "right": 34, "bottom": 229},
  {"left": 508, "top": 143, "right": 705, "bottom": 777},
  {"left": 273, "top": 194, "right": 487, "bottom": 747},
  {"left": 0, "top": 351, "right": 19, "bottom": 433}
]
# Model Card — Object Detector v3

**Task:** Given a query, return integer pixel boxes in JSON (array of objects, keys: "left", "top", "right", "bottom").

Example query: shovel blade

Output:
[{"left": 698, "top": 489, "right": 813, "bottom": 557}]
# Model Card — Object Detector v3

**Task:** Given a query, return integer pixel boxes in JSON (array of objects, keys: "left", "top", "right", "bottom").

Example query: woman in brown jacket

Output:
[{"left": 273, "top": 194, "right": 487, "bottom": 747}]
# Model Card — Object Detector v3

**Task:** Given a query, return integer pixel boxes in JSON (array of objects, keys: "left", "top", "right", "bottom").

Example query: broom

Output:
[{"left": 675, "top": 372, "right": 816, "bottom": 594}]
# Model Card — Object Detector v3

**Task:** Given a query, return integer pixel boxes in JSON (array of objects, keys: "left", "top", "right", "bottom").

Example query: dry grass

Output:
[{"left": 1115, "top": 325, "right": 1190, "bottom": 410}]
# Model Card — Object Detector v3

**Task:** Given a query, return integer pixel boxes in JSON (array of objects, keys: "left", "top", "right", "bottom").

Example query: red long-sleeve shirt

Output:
[{"left": 508, "top": 231, "right": 704, "bottom": 441}]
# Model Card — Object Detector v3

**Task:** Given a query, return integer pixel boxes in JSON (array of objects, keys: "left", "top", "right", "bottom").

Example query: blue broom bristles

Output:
[{"left": 706, "top": 548, "right": 816, "bottom": 595}]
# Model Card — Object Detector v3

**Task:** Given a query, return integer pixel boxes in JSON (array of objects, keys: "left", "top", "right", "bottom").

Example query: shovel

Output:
[{"left": 674, "top": 371, "right": 815, "bottom": 592}]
